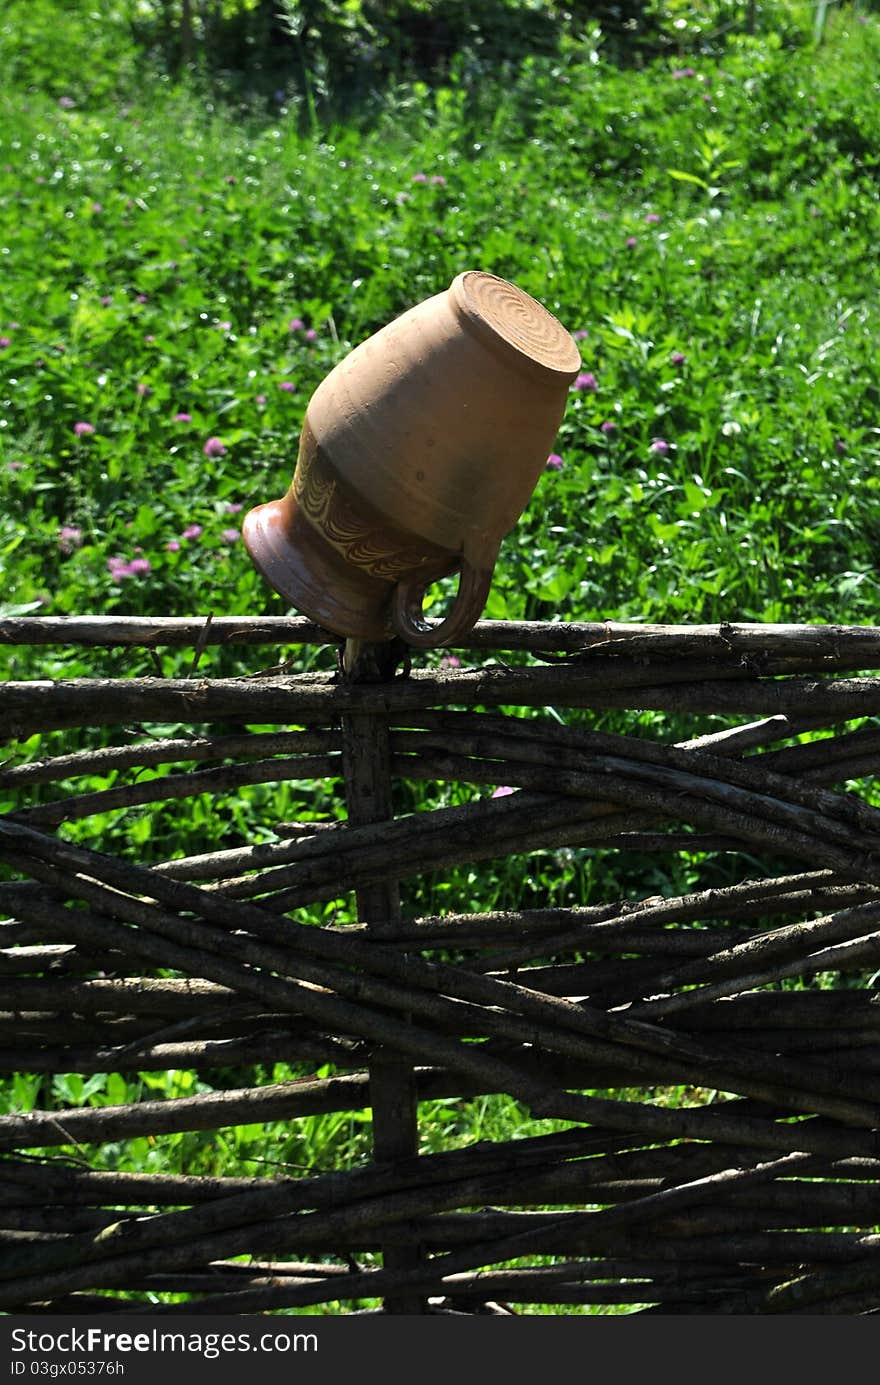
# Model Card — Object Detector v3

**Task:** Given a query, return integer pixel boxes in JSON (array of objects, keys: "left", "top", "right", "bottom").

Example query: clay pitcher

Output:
[{"left": 243, "top": 270, "right": 581, "bottom": 648}]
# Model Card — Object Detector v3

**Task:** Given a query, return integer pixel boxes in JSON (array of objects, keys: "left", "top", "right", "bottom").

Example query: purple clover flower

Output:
[
  {"left": 304, "top": 328, "right": 317, "bottom": 342},
  {"left": 110, "top": 557, "right": 149, "bottom": 581},
  {"left": 546, "top": 453, "right": 564, "bottom": 470},
  {"left": 600, "top": 420, "right": 617, "bottom": 434},
  {"left": 0, "top": 337, "right": 10, "bottom": 349},
  {"left": 645, "top": 213, "right": 661, "bottom": 224},
  {"left": 222, "top": 502, "right": 243, "bottom": 513},
  {"left": 574, "top": 371, "right": 598, "bottom": 392},
  {"left": 73, "top": 421, "right": 95, "bottom": 436},
  {"left": 440, "top": 653, "right": 461, "bottom": 669},
  {"left": 650, "top": 438, "right": 671, "bottom": 455},
  {"left": 411, "top": 172, "right": 428, "bottom": 183},
  {"left": 203, "top": 437, "right": 226, "bottom": 457},
  {"left": 166, "top": 540, "right": 181, "bottom": 552},
  {"left": 58, "top": 525, "right": 83, "bottom": 555},
  {"left": 288, "top": 317, "right": 304, "bottom": 331},
  {"left": 173, "top": 412, "right": 192, "bottom": 423},
  {"left": 492, "top": 786, "right": 515, "bottom": 798},
  {"left": 221, "top": 528, "right": 240, "bottom": 544},
  {"left": 670, "top": 351, "right": 687, "bottom": 366},
  {"left": 182, "top": 524, "right": 203, "bottom": 540},
  {"left": 278, "top": 380, "right": 296, "bottom": 392},
  {"left": 625, "top": 235, "right": 638, "bottom": 248}
]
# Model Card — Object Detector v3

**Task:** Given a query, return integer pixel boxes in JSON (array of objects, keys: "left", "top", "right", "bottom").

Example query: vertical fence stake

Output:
[{"left": 341, "top": 638, "right": 426, "bottom": 1314}]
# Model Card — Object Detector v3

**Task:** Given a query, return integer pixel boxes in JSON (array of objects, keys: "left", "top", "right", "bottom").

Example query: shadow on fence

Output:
[{"left": 2, "top": 616, "right": 880, "bottom": 1314}]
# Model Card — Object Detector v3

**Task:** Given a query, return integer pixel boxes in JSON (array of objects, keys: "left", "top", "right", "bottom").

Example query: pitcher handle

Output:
[{"left": 390, "top": 555, "right": 494, "bottom": 649}]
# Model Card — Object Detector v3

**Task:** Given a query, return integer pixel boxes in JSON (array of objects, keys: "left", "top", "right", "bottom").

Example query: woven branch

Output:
[
  {"left": 207, "top": 781, "right": 878, "bottom": 913},
  {"left": 0, "top": 1145, "right": 821, "bottom": 1309},
  {"left": 7, "top": 1148, "right": 880, "bottom": 1309},
  {"left": 0, "top": 1033, "right": 361, "bottom": 1074},
  {"left": 334, "top": 873, "right": 878, "bottom": 951},
  {"left": 66, "top": 707, "right": 855, "bottom": 905},
  {"left": 68, "top": 1151, "right": 820, "bottom": 1315},
  {"left": 2, "top": 887, "right": 875, "bottom": 1164},
  {"left": 8, "top": 662, "right": 880, "bottom": 739},
  {"left": 10, "top": 1176, "right": 880, "bottom": 1239},
  {"left": 2, "top": 1143, "right": 874, "bottom": 1219},
  {"left": 0, "top": 729, "right": 339, "bottom": 789},
  {"left": 6, "top": 821, "right": 880, "bottom": 1130},
  {"left": 0, "top": 701, "right": 805, "bottom": 797},
  {"left": 396, "top": 711, "right": 880, "bottom": 836},
  {"left": 1, "top": 1133, "right": 867, "bottom": 1199},
  {"left": 10, "top": 753, "right": 341, "bottom": 828},
  {"left": 2, "top": 869, "right": 841, "bottom": 967},
  {"left": 4, "top": 616, "right": 880, "bottom": 659},
  {"left": 616, "top": 901, "right": 880, "bottom": 1004}
]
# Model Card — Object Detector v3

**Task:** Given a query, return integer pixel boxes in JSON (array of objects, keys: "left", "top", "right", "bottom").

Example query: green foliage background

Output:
[
  {"left": 1, "top": 0, "right": 879, "bottom": 1311},
  {"left": 2, "top": 0, "right": 879, "bottom": 650}
]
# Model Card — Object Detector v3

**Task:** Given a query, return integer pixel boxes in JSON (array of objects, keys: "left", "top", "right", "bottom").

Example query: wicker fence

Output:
[{"left": 2, "top": 615, "right": 880, "bottom": 1314}]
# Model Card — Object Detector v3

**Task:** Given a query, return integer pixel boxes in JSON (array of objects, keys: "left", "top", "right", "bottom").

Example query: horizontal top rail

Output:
[{"left": 2, "top": 615, "right": 880, "bottom": 656}]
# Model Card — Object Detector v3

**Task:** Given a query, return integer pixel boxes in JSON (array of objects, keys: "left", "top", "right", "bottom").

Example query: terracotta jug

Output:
[{"left": 243, "top": 270, "right": 581, "bottom": 648}]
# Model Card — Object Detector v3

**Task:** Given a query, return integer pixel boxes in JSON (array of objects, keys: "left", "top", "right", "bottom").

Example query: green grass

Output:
[
  {"left": 2, "top": 8, "right": 880, "bottom": 646},
  {"left": 1, "top": 0, "right": 880, "bottom": 1313}
]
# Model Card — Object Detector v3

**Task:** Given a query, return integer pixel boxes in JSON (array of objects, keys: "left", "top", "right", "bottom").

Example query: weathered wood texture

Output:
[
  {"left": 1, "top": 619, "right": 880, "bottom": 1314},
  {"left": 341, "top": 642, "right": 424, "bottom": 1312}
]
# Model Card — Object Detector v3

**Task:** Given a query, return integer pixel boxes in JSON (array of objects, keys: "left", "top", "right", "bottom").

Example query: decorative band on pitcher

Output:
[{"left": 293, "top": 423, "right": 450, "bottom": 583}]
